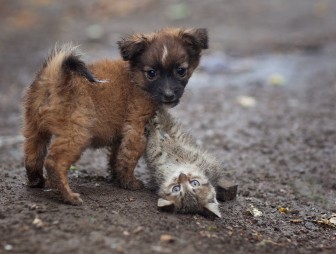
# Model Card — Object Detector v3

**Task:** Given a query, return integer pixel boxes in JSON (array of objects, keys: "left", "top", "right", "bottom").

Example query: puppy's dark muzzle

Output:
[
  {"left": 156, "top": 84, "right": 184, "bottom": 107},
  {"left": 161, "top": 91, "right": 177, "bottom": 103},
  {"left": 159, "top": 89, "right": 180, "bottom": 105}
]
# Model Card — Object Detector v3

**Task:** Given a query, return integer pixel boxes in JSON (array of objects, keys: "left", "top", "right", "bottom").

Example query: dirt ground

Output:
[{"left": 1, "top": 1, "right": 336, "bottom": 253}]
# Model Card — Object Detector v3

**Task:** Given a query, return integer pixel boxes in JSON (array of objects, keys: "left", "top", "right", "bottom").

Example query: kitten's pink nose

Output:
[{"left": 178, "top": 173, "right": 188, "bottom": 183}]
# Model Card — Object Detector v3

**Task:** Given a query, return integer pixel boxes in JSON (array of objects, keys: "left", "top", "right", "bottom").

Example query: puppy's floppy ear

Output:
[
  {"left": 117, "top": 34, "right": 148, "bottom": 61},
  {"left": 180, "top": 28, "right": 208, "bottom": 50}
]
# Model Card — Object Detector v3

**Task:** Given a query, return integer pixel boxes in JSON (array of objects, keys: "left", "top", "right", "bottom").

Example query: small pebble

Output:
[
  {"left": 160, "top": 234, "right": 175, "bottom": 243},
  {"left": 237, "top": 96, "right": 256, "bottom": 107},
  {"left": 32, "top": 217, "right": 44, "bottom": 228},
  {"left": 133, "top": 226, "right": 144, "bottom": 234},
  {"left": 4, "top": 244, "right": 13, "bottom": 251}
]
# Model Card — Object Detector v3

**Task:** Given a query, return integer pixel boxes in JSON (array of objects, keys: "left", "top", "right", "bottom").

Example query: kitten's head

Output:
[
  {"left": 117, "top": 28, "right": 208, "bottom": 107},
  {"left": 157, "top": 167, "right": 221, "bottom": 218}
]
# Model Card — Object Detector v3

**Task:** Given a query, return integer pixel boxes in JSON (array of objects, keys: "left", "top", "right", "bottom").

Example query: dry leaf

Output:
[
  {"left": 278, "top": 207, "right": 290, "bottom": 213},
  {"left": 207, "top": 226, "right": 217, "bottom": 231},
  {"left": 329, "top": 215, "right": 336, "bottom": 226},
  {"left": 329, "top": 217, "right": 336, "bottom": 225},
  {"left": 32, "top": 217, "right": 44, "bottom": 228},
  {"left": 247, "top": 205, "right": 263, "bottom": 217},
  {"left": 267, "top": 73, "right": 286, "bottom": 86},
  {"left": 317, "top": 219, "right": 336, "bottom": 228}
]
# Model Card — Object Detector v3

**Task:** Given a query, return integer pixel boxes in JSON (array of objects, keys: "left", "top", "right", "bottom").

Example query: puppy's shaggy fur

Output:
[{"left": 23, "top": 28, "right": 208, "bottom": 205}]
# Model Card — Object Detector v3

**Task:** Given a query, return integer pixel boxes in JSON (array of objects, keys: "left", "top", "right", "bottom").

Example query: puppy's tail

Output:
[{"left": 38, "top": 44, "right": 101, "bottom": 88}]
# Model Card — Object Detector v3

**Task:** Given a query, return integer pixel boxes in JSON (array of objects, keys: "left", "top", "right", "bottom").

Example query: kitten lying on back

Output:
[{"left": 145, "top": 108, "right": 223, "bottom": 218}]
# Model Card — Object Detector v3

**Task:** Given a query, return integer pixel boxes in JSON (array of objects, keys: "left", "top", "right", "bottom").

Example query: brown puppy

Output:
[{"left": 23, "top": 28, "right": 208, "bottom": 205}]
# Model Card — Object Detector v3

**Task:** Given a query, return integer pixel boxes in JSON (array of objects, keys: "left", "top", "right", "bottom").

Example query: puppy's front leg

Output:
[{"left": 114, "top": 123, "right": 147, "bottom": 190}]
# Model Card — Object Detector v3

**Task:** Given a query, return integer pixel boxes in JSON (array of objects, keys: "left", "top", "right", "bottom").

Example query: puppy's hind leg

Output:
[
  {"left": 107, "top": 138, "right": 121, "bottom": 182},
  {"left": 44, "top": 133, "right": 90, "bottom": 205},
  {"left": 24, "top": 131, "right": 51, "bottom": 188}
]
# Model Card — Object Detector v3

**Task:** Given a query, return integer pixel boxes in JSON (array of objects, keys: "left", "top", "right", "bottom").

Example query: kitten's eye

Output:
[
  {"left": 145, "top": 69, "right": 157, "bottom": 80},
  {"left": 190, "top": 180, "right": 200, "bottom": 187},
  {"left": 176, "top": 67, "right": 187, "bottom": 77},
  {"left": 172, "top": 185, "right": 181, "bottom": 193}
]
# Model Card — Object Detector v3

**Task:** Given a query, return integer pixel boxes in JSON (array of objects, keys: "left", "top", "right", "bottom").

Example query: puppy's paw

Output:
[
  {"left": 27, "top": 177, "right": 46, "bottom": 188},
  {"left": 63, "top": 192, "right": 83, "bottom": 206},
  {"left": 120, "top": 178, "right": 144, "bottom": 190},
  {"left": 44, "top": 178, "right": 57, "bottom": 190}
]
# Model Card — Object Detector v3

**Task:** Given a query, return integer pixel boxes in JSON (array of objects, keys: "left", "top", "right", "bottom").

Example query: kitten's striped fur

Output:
[{"left": 145, "top": 108, "right": 222, "bottom": 218}]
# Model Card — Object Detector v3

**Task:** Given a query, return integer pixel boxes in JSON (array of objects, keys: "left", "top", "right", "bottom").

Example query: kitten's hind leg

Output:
[{"left": 148, "top": 115, "right": 170, "bottom": 141}]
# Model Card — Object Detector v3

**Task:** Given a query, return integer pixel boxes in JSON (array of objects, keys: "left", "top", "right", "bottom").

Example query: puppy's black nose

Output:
[{"left": 163, "top": 92, "right": 176, "bottom": 102}]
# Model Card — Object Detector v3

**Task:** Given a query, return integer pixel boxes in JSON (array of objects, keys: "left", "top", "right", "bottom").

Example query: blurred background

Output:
[
  {"left": 1, "top": 0, "right": 336, "bottom": 135},
  {"left": 1, "top": 1, "right": 336, "bottom": 252}
]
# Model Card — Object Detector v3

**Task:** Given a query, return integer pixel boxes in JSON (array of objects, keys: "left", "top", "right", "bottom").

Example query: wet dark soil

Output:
[{"left": 1, "top": 1, "right": 336, "bottom": 253}]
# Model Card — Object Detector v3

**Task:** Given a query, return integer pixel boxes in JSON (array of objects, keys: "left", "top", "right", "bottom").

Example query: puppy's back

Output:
[{"left": 23, "top": 44, "right": 153, "bottom": 146}]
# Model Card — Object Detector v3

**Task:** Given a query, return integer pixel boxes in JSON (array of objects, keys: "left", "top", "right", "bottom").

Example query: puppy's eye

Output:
[
  {"left": 176, "top": 67, "right": 187, "bottom": 77},
  {"left": 190, "top": 180, "right": 200, "bottom": 187},
  {"left": 172, "top": 185, "right": 181, "bottom": 193},
  {"left": 145, "top": 69, "right": 157, "bottom": 80}
]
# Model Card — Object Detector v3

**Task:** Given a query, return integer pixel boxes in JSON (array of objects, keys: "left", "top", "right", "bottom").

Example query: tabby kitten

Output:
[{"left": 145, "top": 108, "right": 223, "bottom": 218}]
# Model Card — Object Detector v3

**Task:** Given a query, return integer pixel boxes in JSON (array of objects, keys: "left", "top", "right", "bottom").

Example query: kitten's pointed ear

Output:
[
  {"left": 117, "top": 34, "right": 148, "bottom": 61},
  {"left": 204, "top": 203, "right": 221, "bottom": 218},
  {"left": 180, "top": 28, "right": 208, "bottom": 50},
  {"left": 157, "top": 198, "right": 175, "bottom": 212}
]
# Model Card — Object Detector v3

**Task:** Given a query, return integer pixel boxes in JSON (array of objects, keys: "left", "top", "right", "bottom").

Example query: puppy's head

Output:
[{"left": 118, "top": 28, "right": 208, "bottom": 107}]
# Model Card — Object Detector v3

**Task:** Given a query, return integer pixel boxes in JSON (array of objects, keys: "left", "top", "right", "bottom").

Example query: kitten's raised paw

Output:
[{"left": 152, "top": 114, "right": 160, "bottom": 124}]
